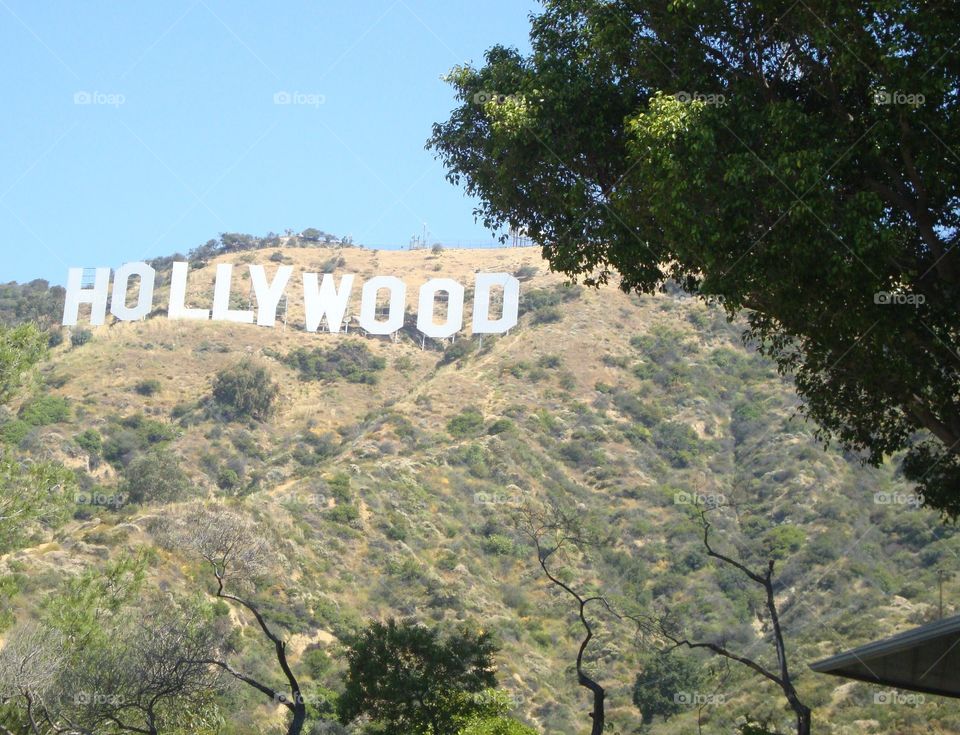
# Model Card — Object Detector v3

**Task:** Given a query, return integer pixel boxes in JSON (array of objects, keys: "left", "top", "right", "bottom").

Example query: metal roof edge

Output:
[{"left": 809, "top": 613, "right": 960, "bottom": 673}]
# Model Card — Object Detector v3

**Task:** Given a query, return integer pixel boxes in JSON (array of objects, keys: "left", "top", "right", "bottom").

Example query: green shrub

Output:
[
  {"left": 75, "top": 429, "right": 103, "bottom": 458},
  {"left": 124, "top": 449, "right": 190, "bottom": 504},
  {"left": 0, "top": 323, "right": 48, "bottom": 405},
  {"left": 531, "top": 306, "right": 562, "bottom": 325},
  {"left": 448, "top": 408, "right": 485, "bottom": 438},
  {"left": 70, "top": 329, "right": 93, "bottom": 347},
  {"left": 652, "top": 421, "right": 701, "bottom": 468},
  {"left": 487, "top": 418, "right": 513, "bottom": 435},
  {"left": 513, "top": 265, "right": 538, "bottom": 281},
  {"left": 134, "top": 379, "right": 162, "bottom": 396},
  {"left": 633, "top": 652, "right": 704, "bottom": 725},
  {"left": 19, "top": 395, "right": 70, "bottom": 426},
  {"left": 0, "top": 420, "right": 30, "bottom": 445},
  {"left": 438, "top": 338, "right": 476, "bottom": 366},
  {"left": 216, "top": 467, "right": 241, "bottom": 491},
  {"left": 558, "top": 440, "right": 604, "bottom": 469},
  {"left": 612, "top": 390, "right": 661, "bottom": 426},
  {"left": 102, "top": 414, "right": 177, "bottom": 467},
  {"left": 761, "top": 525, "right": 805, "bottom": 560},
  {"left": 212, "top": 361, "right": 279, "bottom": 420},
  {"left": 284, "top": 341, "right": 386, "bottom": 384},
  {"left": 461, "top": 716, "right": 537, "bottom": 735},
  {"left": 518, "top": 283, "right": 581, "bottom": 315},
  {"left": 327, "top": 472, "right": 352, "bottom": 502},
  {"left": 449, "top": 443, "right": 491, "bottom": 478},
  {"left": 482, "top": 534, "right": 517, "bottom": 556},
  {"left": 327, "top": 503, "right": 360, "bottom": 524}
]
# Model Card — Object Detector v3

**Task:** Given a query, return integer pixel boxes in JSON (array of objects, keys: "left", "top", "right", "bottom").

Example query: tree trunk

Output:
[
  {"left": 288, "top": 701, "right": 307, "bottom": 735},
  {"left": 578, "top": 672, "right": 604, "bottom": 735},
  {"left": 795, "top": 703, "right": 811, "bottom": 735}
]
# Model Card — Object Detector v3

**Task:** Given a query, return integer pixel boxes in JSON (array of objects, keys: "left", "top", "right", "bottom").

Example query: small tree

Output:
[
  {"left": 0, "top": 454, "right": 72, "bottom": 554},
  {"left": 0, "top": 556, "right": 223, "bottom": 735},
  {"left": 164, "top": 503, "right": 309, "bottom": 735},
  {"left": 429, "top": 0, "right": 960, "bottom": 517},
  {"left": 69, "top": 329, "right": 92, "bottom": 348},
  {"left": 0, "top": 323, "right": 47, "bottom": 406},
  {"left": 338, "top": 618, "right": 498, "bottom": 735},
  {"left": 632, "top": 652, "right": 703, "bottom": 726},
  {"left": 124, "top": 448, "right": 190, "bottom": 504},
  {"left": 515, "top": 505, "right": 619, "bottom": 735},
  {"left": 212, "top": 361, "right": 279, "bottom": 421},
  {"left": 658, "top": 506, "right": 811, "bottom": 735}
]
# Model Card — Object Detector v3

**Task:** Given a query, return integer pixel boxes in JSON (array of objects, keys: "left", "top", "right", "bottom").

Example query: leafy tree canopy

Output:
[
  {"left": 429, "top": 1, "right": 960, "bottom": 516},
  {"left": 0, "top": 323, "right": 48, "bottom": 406},
  {"left": 632, "top": 651, "right": 703, "bottom": 725},
  {"left": 124, "top": 448, "right": 191, "bottom": 505},
  {"left": 212, "top": 360, "right": 279, "bottom": 421},
  {"left": 338, "top": 618, "right": 498, "bottom": 735}
]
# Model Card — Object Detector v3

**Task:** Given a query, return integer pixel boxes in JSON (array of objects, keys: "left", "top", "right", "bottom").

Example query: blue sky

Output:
[{"left": 0, "top": 0, "right": 540, "bottom": 284}]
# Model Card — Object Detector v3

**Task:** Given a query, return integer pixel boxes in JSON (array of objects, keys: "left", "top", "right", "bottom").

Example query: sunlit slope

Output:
[{"left": 6, "top": 245, "right": 960, "bottom": 735}]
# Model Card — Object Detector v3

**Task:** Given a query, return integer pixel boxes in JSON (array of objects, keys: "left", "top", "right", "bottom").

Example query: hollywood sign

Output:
[{"left": 61, "top": 262, "right": 521, "bottom": 338}]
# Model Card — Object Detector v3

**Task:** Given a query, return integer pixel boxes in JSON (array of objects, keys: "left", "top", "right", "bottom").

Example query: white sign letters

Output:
[{"left": 62, "top": 262, "right": 520, "bottom": 338}]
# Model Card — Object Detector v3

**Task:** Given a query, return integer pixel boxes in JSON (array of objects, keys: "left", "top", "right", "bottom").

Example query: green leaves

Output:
[
  {"left": 0, "top": 452, "right": 73, "bottom": 554},
  {"left": 211, "top": 360, "right": 279, "bottom": 421},
  {"left": 430, "top": 0, "right": 960, "bottom": 516},
  {"left": 0, "top": 323, "right": 47, "bottom": 406},
  {"left": 339, "top": 618, "right": 499, "bottom": 735}
]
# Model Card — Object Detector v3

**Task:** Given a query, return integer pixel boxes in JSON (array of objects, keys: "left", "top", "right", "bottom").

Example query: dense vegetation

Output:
[
  {"left": 283, "top": 341, "right": 387, "bottom": 385},
  {"left": 0, "top": 247, "right": 957, "bottom": 734},
  {"left": 429, "top": 0, "right": 960, "bottom": 517},
  {"left": 0, "top": 280, "right": 65, "bottom": 328}
]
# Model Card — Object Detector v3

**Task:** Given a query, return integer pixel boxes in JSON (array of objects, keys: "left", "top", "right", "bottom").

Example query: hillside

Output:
[{"left": 2, "top": 243, "right": 959, "bottom": 735}]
